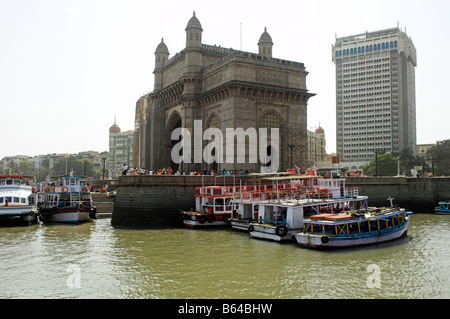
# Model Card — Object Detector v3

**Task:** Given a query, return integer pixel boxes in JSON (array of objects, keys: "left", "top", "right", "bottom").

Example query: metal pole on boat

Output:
[
  {"left": 388, "top": 197, "right": 394, "bottom": 207},
  {"left": 240, "top": 180, "right": 242, "bottom": 199},
  {"left": 277, "top": 180, "right": 279, "bottom": 201}
]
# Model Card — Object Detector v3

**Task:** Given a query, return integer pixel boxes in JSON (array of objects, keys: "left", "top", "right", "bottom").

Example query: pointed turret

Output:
[
  {"left": 185, "top": 11, "right": 203, "bottom": 48},
  {"left": 154, "top": 38, "right": 169, "bottom": 90},
  {"left": 258, "top": 27, "right": 273, "bottom": 58}
]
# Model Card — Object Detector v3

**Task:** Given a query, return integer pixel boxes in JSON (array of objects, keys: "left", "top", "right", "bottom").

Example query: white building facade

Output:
[
  {"left": 108, "top": 120, "right": 134, "bottom": 178},
  {"left": 332, "top": 27, "right": 417, "bottom": 168}
]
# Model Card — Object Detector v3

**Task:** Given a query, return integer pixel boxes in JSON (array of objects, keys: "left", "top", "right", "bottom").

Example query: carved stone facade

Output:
[{"left": 133, "top": 12, "right": 314, "bottom": 173}]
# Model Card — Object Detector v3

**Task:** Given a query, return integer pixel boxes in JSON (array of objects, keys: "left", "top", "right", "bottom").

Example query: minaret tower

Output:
[
  {"left": 154, "top": 38, "right": 169, "bottom": 91},
  {"left": 258, "top": 27, "right": 273, "bottom": 58},
  {"left": 184, "top": 11, "right": 203, "bottom": 75}
]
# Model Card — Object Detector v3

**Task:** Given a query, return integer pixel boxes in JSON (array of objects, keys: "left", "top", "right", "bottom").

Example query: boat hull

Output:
[
  {"left": 294, "top": 217, "right": 410, "bottom": 248},
  {"left": 229, "top": 218, "right": 252, "bottom": 231},
  {"left": 182, "top": 212, "right": 230, "bottom": 229},
  {"left": 0, "top": 205, "right": 38, "bottom": 225},
  {"left": 40, "top": 209, "right": 90, "bottom": 224},
  {"left": 183, "top": 219, "right": 229, "bottom": 228},
  {"left": 249, "top": 223, "right": 300, "bottom": 242}
]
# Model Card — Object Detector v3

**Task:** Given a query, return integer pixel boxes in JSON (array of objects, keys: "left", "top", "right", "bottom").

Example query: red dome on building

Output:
[
  {"left": 109, "top": 118, "right": 121, "bottom": 134},
  {"left": 315, "top": 126, "right": 324, "bottom": 134}
]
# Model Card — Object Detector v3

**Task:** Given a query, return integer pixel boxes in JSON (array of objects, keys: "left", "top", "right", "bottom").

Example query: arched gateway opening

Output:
[{"left": 166, "top": 113, "right": 182, "bottom": 172}]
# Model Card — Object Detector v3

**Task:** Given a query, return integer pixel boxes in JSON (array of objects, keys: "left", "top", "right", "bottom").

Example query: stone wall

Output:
[
  {"left": 111, "top": 175, "right": 450, "bottom": 227},
  {"left": 91, "top": 193, "right": 114, "bottom": 217},
  {"left": 111, "top": 175, "right": 252, "bottom": 227},
  {"left": 346, "top": 177, "right": 450, "bottom": 213}
]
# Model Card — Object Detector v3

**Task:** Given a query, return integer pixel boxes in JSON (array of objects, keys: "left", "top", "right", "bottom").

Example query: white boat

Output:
[
  {"left": 182, "top": 185, "right": 239, "bottom": 228},
  {"left": 293, "top": 206, "right": 412, "bottom": 249},
  {"left": 230, "top": 174, "right": 363, "bottom": 236},
  {"left": 0, "top": 174, "right": 38, "bottom": 225},
  {"left": 38, "top": 175, "right": 96, "bottom": 224},
  {"left": 246, "top": 194, "right": 369, "bottom": 242}
]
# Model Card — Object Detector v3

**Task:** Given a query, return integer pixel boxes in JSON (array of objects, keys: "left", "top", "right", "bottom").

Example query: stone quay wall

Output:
[
  {"left": 111, "top": 175, "right": 450, "bottom": 227},
  {"left": 346, "top": 177, "right": 450, "bottom": 213},
  {"left": 111, "top": 175, "right": 253, "bottom": 227}
]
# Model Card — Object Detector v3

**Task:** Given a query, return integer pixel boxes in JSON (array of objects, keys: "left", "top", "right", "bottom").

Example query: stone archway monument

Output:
[{"left": 134, "top": 12, "right": 315, "bottom": 173}]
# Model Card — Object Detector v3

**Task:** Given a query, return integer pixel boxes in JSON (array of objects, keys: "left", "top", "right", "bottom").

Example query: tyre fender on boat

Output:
[
  {"left": 248, "top": 225, "right": 254, "bottom": 233},
  {"left": 198, "top": 215, "right": 206, "bottom": 223},
  {"left": 275, "top": 225, "right": 288, "bottom": 237},
  {"left": 321, "top": 236, "right": 329, "bottom": 244},
  {"left": 77, "top": 203, "right": 83, "bottom": 211},
  {"left": 206, "top": 214, "right": 215, "bottom": 223}
]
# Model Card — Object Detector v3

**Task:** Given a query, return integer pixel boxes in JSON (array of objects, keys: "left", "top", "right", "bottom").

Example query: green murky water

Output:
[{"left": 1, "top": 213, "right": 449, "bottom": 298}]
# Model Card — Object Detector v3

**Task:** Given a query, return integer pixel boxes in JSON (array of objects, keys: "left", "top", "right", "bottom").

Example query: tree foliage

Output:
[
  {"left": 427, "top": 139, "right": 450, "bottom": 176},
  {"left": 6, "top": 160, "right": 33, "bottom": 175},
  {"left": 52, "top": 156, "right": 94, "bottom": 177},
  {"left": 362, "top": 153, "right": 403, "bottom": 176}
]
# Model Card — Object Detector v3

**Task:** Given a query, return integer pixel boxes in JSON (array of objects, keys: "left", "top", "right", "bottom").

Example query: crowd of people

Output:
[{"left": 121, "top": 163, "right": 250, "bottom": 177}]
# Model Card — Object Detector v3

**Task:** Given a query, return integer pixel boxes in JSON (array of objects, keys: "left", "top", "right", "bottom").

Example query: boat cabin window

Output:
[
  {"left": 0, "top": 197, "right": 3, "bottom": 204},
  {"left": 28, "top": 195, "right": 36, "bottom": 205},
  {"left": 5, "top": 196, "right": 12, "bottom": 203},
  {"left": 13, "top": 197, "right": 19, "bottom": 203},
  {"left": 63, "top": 178, "right": 78, "bottom": 186},
  {"left": 6, "top": 179, "right": 13, "bottom": 185},
  {"left": 0, "top": 180, "right": 5, "bottom": 185}
]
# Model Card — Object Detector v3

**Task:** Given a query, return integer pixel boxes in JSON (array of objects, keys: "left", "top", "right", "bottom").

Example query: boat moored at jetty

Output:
[
  {"left": 434, "top": 201, "right": 450, "bottom": 215},
  {"left": 246, "top": 193, "right": 369, "bottom": 242},
  {"left": 38, "top": 175, "right": 96, "bottom": 224},
  {"left": 230, "top": 174, "right": 368, "bottom": 241},
  {"left": 182, "top": 185, "right": 238, "bottom": 228},
  {"left": 0, "top": 174, "right": 38, "bottom": 225},
  {"left": 294, "top": 205, "right": 412, "bottom": 249},
  {"left": 229, "top": 174, "right": 337, "bottom": 231}
]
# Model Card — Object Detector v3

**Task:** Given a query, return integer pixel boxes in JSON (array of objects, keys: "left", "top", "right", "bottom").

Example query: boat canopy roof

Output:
[
  {"left": 247, "top": 175, "right": 321, "bottom": 183},
  {"left": 304, "top": 208, "right": 405, "bottom": 225},
  {"left": 249, "top": 195, "right": 368, "bottom": 208}
]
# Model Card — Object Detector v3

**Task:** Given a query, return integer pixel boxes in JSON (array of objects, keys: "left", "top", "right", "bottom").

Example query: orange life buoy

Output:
[
  {"left": 62, "top": 186, "right": 69, "bottom": 193},
  {"left": 81, "top": 187, "right": 88, "bottom": 193}
]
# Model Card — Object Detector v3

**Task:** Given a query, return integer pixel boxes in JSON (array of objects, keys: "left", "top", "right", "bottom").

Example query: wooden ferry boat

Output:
[
  {"left": 294, "top": 205, "right": 412, "bottom": 249},
  {"left": 182, "top": 185, "right": 239, "bottom": 228},
  {"left": 246, "top": 193, "right": 369, "bottom": 242},
  {"left": 230, "top": 174, "right": 363, "bottom": 236},
  {"left": 0, "top": 174, "right": 38, "bottom": 225},
  {"left": 434, "top": 201, "right": 450, "bottom": 215},
  {"left": 38, "top": 175, "right": 96, "bottom": 224}
]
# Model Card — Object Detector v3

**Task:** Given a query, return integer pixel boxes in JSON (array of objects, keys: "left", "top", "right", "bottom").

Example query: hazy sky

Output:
[{"left": 1, "top": 0, "right": 449, "bottom": 160}]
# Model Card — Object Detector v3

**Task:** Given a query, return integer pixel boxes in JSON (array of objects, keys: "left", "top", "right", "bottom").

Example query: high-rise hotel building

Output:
[{"left": 332, "top": 27, "right": 417, "bottom": 167}]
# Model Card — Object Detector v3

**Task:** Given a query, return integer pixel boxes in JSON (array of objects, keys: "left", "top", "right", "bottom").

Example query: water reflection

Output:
[{"left": 0, "top": 214, "right": 449, "bottom": 298}]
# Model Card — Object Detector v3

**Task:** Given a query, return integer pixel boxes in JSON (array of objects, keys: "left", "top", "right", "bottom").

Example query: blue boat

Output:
[
  {"left": 294, "top": 206, "right": 412, "bottom": 249},
  {"left": 434, "top": 201, "right": 450, "bottom": 215}
]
